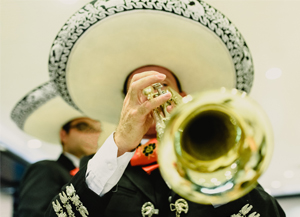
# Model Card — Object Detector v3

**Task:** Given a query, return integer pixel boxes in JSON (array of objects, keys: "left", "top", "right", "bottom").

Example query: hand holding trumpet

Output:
[{"left": 114, "top": 71, "right": 172, "bottom": 157}]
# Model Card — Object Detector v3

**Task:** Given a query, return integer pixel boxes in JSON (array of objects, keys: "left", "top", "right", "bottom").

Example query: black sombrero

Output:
[{"left": 49, "top": 0, "right": 254, "bottom": 125}]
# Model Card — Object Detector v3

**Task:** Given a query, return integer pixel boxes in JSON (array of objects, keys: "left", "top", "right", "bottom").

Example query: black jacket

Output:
[
  {"left": 14, "top": 154, "right": 76, "bottom": 217},
  {"left": 45, "top": 156, "right": 285, "bottom": 217}
]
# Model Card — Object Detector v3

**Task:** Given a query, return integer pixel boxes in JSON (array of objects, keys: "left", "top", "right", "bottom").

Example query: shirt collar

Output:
[
  {"left": 63, "top": 152, "right": 80, "bottom": 168},
  {"left": 141, "top": 138, "right": 150, "bottom": 145}
]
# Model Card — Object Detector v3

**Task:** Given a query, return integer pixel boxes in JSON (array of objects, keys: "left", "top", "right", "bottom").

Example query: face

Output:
[
  {"left": 127, "top": 65, "right": 185, "bottom": 138},
  {"left": 60, "top": 117, "right": 102, "bottom": 158}
]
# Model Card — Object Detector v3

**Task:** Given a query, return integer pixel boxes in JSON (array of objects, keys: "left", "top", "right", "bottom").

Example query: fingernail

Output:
[
  {"left": 156, "top": 74, "right": 166, "bottom": 79},
  {"left": 164, "top": 92, "right": 172, "bottom": 99}
]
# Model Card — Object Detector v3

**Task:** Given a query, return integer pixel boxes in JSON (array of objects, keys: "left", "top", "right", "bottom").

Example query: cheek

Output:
[
  {"left": 84, "top": 133, "right": 101, "bottom": 147},
  {"left": 169, "top": 85, "right": 180, "bottom": 93}
]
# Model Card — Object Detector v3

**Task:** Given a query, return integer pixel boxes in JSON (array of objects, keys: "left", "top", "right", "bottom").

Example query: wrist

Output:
[{"left": 113, "top": 131, "right": 138, "bottom": 157}]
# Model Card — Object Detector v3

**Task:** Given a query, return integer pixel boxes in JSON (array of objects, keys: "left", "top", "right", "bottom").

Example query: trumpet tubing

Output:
[{"left": 144, "top": 85, "right": 273, "bottom": 205}]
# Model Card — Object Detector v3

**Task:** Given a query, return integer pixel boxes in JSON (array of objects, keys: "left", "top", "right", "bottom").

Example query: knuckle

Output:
[
  {"left": 143, "top": 102, "right": 153, "bottom": 111},
  {"left": 131, "top": 74, "right": 139, "bottom": 81},
  {"left": 130, "top": 81, "right": 138, "bottom": 90},
  {"left": 131, "top": 109, "right": 139, "bottom": 116},
  {"left": 137, "top": 106, "right": 147, "bottom": 115},
  {"left": 153, "top": 96, "right": 164, "bottom": 106}
]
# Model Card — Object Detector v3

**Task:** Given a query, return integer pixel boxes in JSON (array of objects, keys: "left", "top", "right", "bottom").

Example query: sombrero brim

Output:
[
  {"left": 11, "top": 81, "right": 116, "bottom": 146},
  {"left": 49, "top": 0, "right": 254, "bottom": 125}
]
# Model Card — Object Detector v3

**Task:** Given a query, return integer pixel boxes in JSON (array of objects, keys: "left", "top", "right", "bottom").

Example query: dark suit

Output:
[
  {"left": 45, "top": 156, "right": 285, "bottom": 217},
  {"left": 14, "top": 154, "right": 76, "bottom": 217}
]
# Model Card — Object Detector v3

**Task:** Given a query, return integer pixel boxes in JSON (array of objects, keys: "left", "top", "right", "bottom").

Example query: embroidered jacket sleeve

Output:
[{"left": 45, "top": 165, "right": 112, "bottom": 217}]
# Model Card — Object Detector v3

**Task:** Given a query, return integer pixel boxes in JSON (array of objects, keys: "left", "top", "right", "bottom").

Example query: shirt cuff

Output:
[{"left": 86, "top": 132, "right": 135, "bottom": 196}]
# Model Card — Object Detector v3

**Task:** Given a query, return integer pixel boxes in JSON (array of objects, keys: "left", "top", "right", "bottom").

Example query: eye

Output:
[
  {"left": 75, "top": 122, "right": 89, "bottom": 131},
  {"left": 162, "top": 83, "right": 168, "bottom": 87},
  {"left": 72, "top": 122, "right": 102, "bottom": 133}
]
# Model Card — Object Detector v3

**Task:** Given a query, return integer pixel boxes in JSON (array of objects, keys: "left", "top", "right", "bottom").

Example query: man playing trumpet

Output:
[
  {"left": 45, "top": 0, "right": 285, "bottom": 216},
  {"left": 46, "top": 65, "right": 285, "bottom": 217}
]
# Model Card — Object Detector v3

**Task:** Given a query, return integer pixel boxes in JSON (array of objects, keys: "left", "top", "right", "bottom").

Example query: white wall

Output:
[{"left": 0, "top": 192, "right": 13, "bottom": 217}]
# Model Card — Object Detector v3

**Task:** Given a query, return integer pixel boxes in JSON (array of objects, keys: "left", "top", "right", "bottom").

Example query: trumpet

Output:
[{"left": 143, "top": 84, "right": 273, "bottom": 205}]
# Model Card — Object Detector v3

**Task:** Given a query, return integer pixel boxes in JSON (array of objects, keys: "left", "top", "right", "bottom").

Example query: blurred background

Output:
[{"left": 1, "top": 0, "right": 299, "bottom": 216}]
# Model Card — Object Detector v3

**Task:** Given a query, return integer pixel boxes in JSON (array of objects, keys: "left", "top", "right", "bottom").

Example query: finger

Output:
[
  {"left": 139, "top": 92, "right": 172, "bottom": 115},
  {"left": 130, "top": 73, "right": 166, "bottom": 95},
  {"left": 126, "top": 71, "right": 161, "bottom": 95},
  {"left": 166, "top": 104, "right": 175, "bottom": 113},
  {"left": 130, "top": 71, "right": 161, "bottom": 83}
]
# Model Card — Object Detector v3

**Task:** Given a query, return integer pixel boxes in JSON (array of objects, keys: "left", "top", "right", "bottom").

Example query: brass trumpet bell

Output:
[{"left": 151, "top": 87, "right": 273, "bottom": 205}]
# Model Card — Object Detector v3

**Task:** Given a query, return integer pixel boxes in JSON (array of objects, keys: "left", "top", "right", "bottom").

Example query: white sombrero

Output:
[
  {"left": 11, "top": 81, "right": 116, "bottom": 145},
  {"left": 49, "top": 0, "right": 254, "bottom": 125}
]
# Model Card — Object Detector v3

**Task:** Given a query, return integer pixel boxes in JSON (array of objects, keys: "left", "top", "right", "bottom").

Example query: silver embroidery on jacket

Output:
[
  {"left": 170, "top": 198, "right": 189, "bottom": 217},
  {"left": 141, "top": 202, "right": 159, "bottom": 217},
  {"left": 59, "top": 192, "right": 75, "bottom": 217},
  {"left": 52, "top": 184, "right": 89, "bottom": 217},
  {"left": 52, "top": 200, "right": 67, "bottom": 217},
  {"left": 231, "top": 204, "right": 260, "bottom": 217}
]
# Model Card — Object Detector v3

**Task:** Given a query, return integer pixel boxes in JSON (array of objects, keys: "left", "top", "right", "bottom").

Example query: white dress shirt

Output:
[{"left": 85, "top": 132, "right": 135, "bottom": 196}]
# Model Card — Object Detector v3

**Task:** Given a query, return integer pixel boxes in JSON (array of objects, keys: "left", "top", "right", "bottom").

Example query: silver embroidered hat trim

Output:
[{"left": 11, "top": 81, "right": 57, "bottom": 130}]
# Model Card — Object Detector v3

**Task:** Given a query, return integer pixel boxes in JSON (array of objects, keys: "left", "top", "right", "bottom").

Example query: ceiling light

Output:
[
  {"left": 265, "top": 67, "right": 282, "bottom": 80},
  {"left": 283, "top": 170, "right": 295, "bottom": 179},
  {"left": 27, "top": 139, "right": 42, "bottom": 149},
  {"left": 271, "top": 180, "right": 282, "bottom": 189}
]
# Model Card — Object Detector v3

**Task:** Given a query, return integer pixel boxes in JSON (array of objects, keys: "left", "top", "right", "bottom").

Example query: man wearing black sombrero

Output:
[
  {"left": 11, "top": 81, "right": 116, "bottom": 217},
  {"left": 45, "top": 0, "right": 285, "bottom": 216}
]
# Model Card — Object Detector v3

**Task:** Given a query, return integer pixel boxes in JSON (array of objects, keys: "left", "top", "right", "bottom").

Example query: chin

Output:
[{"left": 144, "top": 127, "right": 157, "bottom": 139}]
